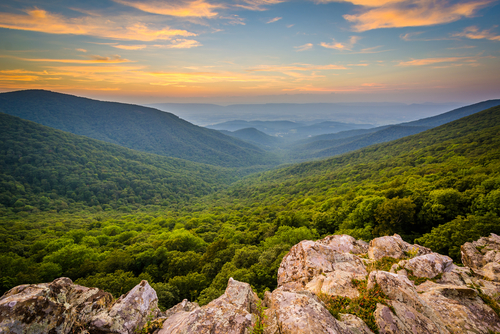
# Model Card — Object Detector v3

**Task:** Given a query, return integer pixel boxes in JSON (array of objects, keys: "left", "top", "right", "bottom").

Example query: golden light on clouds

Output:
[
  {"left": 454, "top": 26, "right": 500, "bottom": 41},
  {"left": 114, "top": 0, "right": 223, "bottom": 18},
  {"left": 398, "top": 56, "right": 481, "bottom": 66},
  {"left": 0, "top": 8, "right": 196, "bottom": 41},
  {"left": 343, "top": 0, "right": 492, "bottom": 32}
]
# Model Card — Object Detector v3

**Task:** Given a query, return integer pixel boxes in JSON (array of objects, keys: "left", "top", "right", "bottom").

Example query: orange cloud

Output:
[
  {"left": 0, "top": 8, "right": 196, "bottom": 41},
  {"left": 10, "top": 55, "right": 132, "bottom": 64},
  {"left": 249, "top": 63, "right": 348, "bottom": 72},
  {"left": 313, "top": 0, "right": 403, "bottom": 7},
  {"left": 166, "top": 39, "right": 203, "bottom": 49},
  {"left": 112, "top": 44, "right": 148, "bottom": 50},
  {"left": 343, "top": 0, "right": 492, "bottom": 32},
  {"left": 398, "top": 56, "right": 480, "bottom": 66},
  {"left": 453, "top": 26, "right": 500, "bottom": 41},
  {"left": 235, "top": 0, "right": 287, "bottom": 11},
  {"left": 320, "top": 36, "right": 361, "bottom": 50},
  {"left": 113, "top": 0, "right": 222, "bottom": 18}
]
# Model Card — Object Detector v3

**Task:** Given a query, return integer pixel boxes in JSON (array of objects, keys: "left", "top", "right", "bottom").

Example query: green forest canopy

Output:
[{"left": 1, "top": 105, "right": 500, "bottom": 312}]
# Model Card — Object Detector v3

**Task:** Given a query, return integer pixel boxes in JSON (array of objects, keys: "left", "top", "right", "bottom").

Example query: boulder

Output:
[
  {"left": 0, "top": 277, "right": 112, "bottom": 334},
  {"left": 317, "top": 234, "right": 369, "bottom": 255},
  {"left": 368, "top": 234, "right": 431, "bottom": 261},
  {"left": 263, "top": 287, "right": 352, "bottom": 334},
  {"left": 418, "top": 282, "right": 500, "bottom": 333},
  {"left": 306, "top": 270, "right": 364, "bottom": 299},
  {"left": 158, "top": 277, "right": 258, "bottom": 334},
  {"left": 398, "top": 253, "right": 454, "bottom": 278},
  {"left": 277, "top": 240, "right": 367, "bottom": 288},
  {"left": 90, "top": 280, "right": 159, "bottom": 334},
  {"left": 337, "top": 313, "right": 374, "bottom": 334},
  {"left": 461, "top": 233, "right": 500, "bottom": 270}
]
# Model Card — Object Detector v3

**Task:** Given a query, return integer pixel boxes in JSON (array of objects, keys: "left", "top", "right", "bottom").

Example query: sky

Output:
[{"left": 0, "top": 0, "right": 499, "bottom": 105}]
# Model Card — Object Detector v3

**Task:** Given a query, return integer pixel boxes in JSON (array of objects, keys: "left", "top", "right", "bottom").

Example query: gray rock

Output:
[
  {"left": 159, "top": 277, "right": 259, "bottom": 334},
  {"left": 263, "top": 287, "right": 352, "bottom": 334},
  {"left": 90, "top": 280, "right": 159, "bottom": 334},
  {"left": 0, "top": 277, "right": 112, "bottom": 334}
]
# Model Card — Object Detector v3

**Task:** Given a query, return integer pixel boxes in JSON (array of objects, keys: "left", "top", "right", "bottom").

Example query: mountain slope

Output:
[
  {"left": 403, "top": 99, "right": 500, "bottom": 127},
  {"left": 222, "top": 128, "right": 284, "bottom": 149},
  {"left": 288, "top": 125, "right": 431, "bottom": 160},
  {"left": 286, "top": 100, "right": 500, "bottom": 161},
  {"left": 0, "top": 90, "right": 276, "bottom": 167},
  {"left": 0, "top": 112, "right": 241, "bottom": 212}
]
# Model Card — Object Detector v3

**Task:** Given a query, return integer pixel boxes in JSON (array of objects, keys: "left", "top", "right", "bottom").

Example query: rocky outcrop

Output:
[
  {"left": 90, "top": 280, "right": 159, "bottom": 333},
  {"left": 0, "top": 278, "right": 158, "bottom": 334},
  {"left": 0, "top": 277, "right": 112, "bottom": 334},
  {"left": 158, "top": 277, "right": 258, "bottom": 334},
  {"left": 3, "top": 233, "right": 500, "bottom": 334}
]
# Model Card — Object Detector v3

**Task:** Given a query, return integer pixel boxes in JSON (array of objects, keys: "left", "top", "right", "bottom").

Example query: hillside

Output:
[
  {"left": 0, "top": 90, "right": 277, "bottom": 167},
  {"left": 285, "top": 100, "right": 500, "bottom": 161},
  {"left": 222, "top": 127, "right": 284, "bottom": 149},
  {"left": 0, "top": 112, "right": 241, "bottom": 213},
  {"left": 287, "top": 125, "right": 431, "bottom": 160},
  {"left": 1, "top": 104, "right": 500, "bottom": 315},
  {"left": 208, "top": 119, "right": 373, "bottom": 140}
]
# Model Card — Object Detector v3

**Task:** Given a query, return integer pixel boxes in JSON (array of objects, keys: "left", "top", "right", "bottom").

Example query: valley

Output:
[{"left": 2, "top": 91, "right": 500, "bottom": 317}]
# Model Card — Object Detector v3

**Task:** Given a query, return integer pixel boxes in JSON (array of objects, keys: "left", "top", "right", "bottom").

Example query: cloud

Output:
[
  {"left": 294, "top": 43, "right": 313, "bottom": 52},
  {"left": 76, "top": 48, "right": 87, "bottom": 53},
  {"left": 235, "top": 0, "right": 287, "bottom": 11},
  {"left": 113, "top": 0, "right": 222, "bottom": 18},
  {"left": 342, "top": 0, "right": 492, "bottom": 32},
  {"left": 0, "top": 8, "right": 197, "bottom": 41},
  {"left": 9, "top": 55, "right": 133, "bottom": 64},
  {"left": 397, "top": 55, "right": 481, "bottom": 66},
  {"left": 221, "top": 15, "right": 246, "bottom": 25},
  {"left": 313, "top": 0, "right": 402, "bottom": 6},
  {"left": 320, "top": 36, "right": 361, "bottom": 50},
  {"left": 112, "top": 44, "right": 148, "bottom": 50},
  {"left": 453, "top": 26, "right": 500, "bottom": 41},
  {"left": 287, "top": 24, "right": 294, "bottom": 28},
  {"left": 166, "top": 39, "right": 203, "bottom": 48},
  {"left": 249, "top": 63, "right": 348, "bottom": 72},
  {"left": 267, "top": 17, "right": 282, "bottom": 24}
]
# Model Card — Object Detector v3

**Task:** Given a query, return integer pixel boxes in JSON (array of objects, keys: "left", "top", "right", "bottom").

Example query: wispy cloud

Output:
[
  {"left": 165, "top": 39, "right": 203, "bottom": 48},
  {"left": 113, "top": 0, "right": 222, "bottom": 18},
  {"left": 320, "top": 36, "right": 361, "bottom": 50},
  {"left": 0, "top": 8, "right": 196, "bottom": 41},
  {"left": 8, "top": 55, "right": 133, "bottom": 64},
  {"left": 294, "top": 43, "right": 313, "bottom": 52},
  {"left": 326, "top": 0, "right": 493, "bottom": 32},
  {"left": 235, "top": 0, "right": 287, "bottom": 11},
  {"left": 76, "top": 48, "right": 87, "bottom": 53},
  {"left": 267, "top": 17, "right": 282, "bottom": 24},
  {"left": 398, "top": 55, "right": 482, "bottom": 67},
  {"left": 221, "top": 15, "right": 246, "bottom": 25},
  {"left": 112, "top": 44, "right": 148, "bottom": 50},
  {"left": 453, "top": 26, "right": 500, "bottom": 41},
  {"left": 249, "top": 63, "right": 348, "bottom": 72}
]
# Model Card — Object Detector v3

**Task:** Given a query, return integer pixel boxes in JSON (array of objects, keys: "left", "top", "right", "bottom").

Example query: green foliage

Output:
[
  {"left": 247, "top": 300, "right": 267, "bottom": 334},
  {"left": 319, "top": 279, "right": 393, "bottom": 334},
  {"left": 1, "top": 103, "right": 500, "bottom": 313}
]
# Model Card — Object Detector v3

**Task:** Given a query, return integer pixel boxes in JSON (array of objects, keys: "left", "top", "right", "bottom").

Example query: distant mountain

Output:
[
  {"left": 0, "top": 112, "right": 241, "bottom": 211},
  {"left": 288, "top": 125, "right": 431, "bottom": 160},
  {"left": 403, "top": 99, "right": 500, "bottom": 128},
  {"left": 207, "top": 120, "right": 301, "bottom": 134},
  {"left": 287, "top": 100, "right": 500, "bottom": 161},
  {"left": 0, "top": 90, "right": 277, "bottom": 167},
  {"left": 221, "top": 128, "right": 284, "bottom": 149},
  {"left": 207, "top": 119, "right": 373, "bottom": 139},
  {"left": 150, "top": 102, "right": 463, "bottom": 126}
]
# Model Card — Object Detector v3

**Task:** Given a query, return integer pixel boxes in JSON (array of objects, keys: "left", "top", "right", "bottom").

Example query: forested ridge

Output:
[
  {"left": 1, "top": 104, "right": 500, "bottom": 315},
  {"left": 0, "top": 90, "right": 277, "bottom": 167},
  {"left": 0, "top": 112, "right": 254, "bottom": 214}
]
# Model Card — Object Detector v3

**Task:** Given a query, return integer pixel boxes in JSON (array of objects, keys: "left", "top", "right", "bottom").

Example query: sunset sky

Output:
[{"left": 0, "top": 0, "right": 499, "bottom": 104}]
